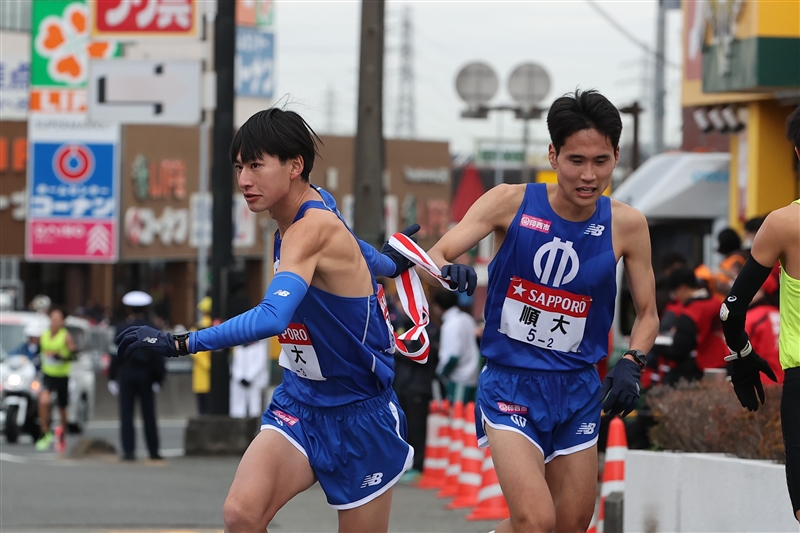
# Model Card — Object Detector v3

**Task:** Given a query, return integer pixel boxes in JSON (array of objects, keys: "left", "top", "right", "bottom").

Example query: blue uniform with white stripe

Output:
[
  {"left": 476, "top": 183, "right": 616, "bottom": 460},
  {"left": 192, "top": 185, "right": 412, "bottom": 508}
]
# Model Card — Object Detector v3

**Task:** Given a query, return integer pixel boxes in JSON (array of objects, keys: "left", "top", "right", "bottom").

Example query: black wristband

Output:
[{"left": 173, "top": 332, "right": 190, "bottom": 355}]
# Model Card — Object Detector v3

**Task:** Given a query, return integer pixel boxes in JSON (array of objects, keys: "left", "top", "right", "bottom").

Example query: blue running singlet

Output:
[
  {"left": 481, "top": 183, "right": 617, "bottom": 371},
  {"left": 273, "top": 186, "right": 397, "bottom": 406}
]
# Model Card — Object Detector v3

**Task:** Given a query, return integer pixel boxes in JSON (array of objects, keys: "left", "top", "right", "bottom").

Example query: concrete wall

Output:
[{"left": 625, "top": 451, "right": 798, "bottom": 533}]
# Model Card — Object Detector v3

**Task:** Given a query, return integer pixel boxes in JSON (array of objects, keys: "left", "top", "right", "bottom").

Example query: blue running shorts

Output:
[
  {"left": 475, "top": 362, "right": 601, "bottom": 463},
  {"left": 260, "top": 385, "right": 413, "bottom": 509}
]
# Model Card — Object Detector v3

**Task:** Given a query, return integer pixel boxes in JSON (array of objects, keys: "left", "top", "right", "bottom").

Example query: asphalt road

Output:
[{"left": 0, "top": 419, "right": 498, "bottom": 533}]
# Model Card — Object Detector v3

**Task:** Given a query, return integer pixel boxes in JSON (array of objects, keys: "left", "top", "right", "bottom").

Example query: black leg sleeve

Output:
[{"left": 781, "top": 368, "right": 800, "bottom": 519}]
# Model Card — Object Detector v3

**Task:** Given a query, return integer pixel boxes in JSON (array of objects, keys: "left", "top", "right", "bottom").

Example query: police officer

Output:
[{"left": 110, "top": 291, "right": 166, "bottom": 461}]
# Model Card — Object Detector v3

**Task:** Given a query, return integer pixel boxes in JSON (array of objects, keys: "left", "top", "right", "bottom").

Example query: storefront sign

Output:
[
  {"left": 235, "top": 27, "right": 274, "bottom": 99},
  {"left": 91, "top": 0, "right": 199, "bottom": 38},
  {"left": 0, "top": 122, "right": 28, "bottom": 256},
  {"left": 0, "top": 57, "right": 30, "bottom": 119},
  {"left": 26, "top": 114, "right": 120, "bottom": 262}
]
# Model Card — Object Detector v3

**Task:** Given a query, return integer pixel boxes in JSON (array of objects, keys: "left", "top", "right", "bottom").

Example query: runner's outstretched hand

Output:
[
  {"left": 381, "top": 224, "right": 421, "bottom": 277},
  {"left": 441, "top": 264, "right": 478, "bottom": 296},
  {"left": 728, "top": 349, "right": 777, "bottom": 411},
  {"left": 115, "top": 326, "right": 178, "bottom": 361}
]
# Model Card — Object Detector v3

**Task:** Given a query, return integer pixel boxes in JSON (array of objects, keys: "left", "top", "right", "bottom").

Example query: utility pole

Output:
[
  {"left": 653, "top": 0, "right": 666, "bottom": 154},
  {"left": 353, "top": 0, "right": 385, "bottom": 248},
  {"left": 620, "top": 101, "right": 643, "bottom": 171},
  {"left": 209, "top": 0, "right": 235, "bottom": 415}
]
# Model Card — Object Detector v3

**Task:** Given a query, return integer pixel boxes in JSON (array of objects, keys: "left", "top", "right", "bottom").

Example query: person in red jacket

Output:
[
  {"left": 745, "top": 289, "right": 782, "bottom": 384},
  {"left": 658, "top": 266, "right": 728, "bottom": 385}
]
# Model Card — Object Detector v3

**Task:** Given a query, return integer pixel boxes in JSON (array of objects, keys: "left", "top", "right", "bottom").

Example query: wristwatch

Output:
[
  {"left": 624, "top": 349, "right": 647, "bottom": 369},
  {"left": 173, "top": 331, "right": 190, "bottom": 356}
]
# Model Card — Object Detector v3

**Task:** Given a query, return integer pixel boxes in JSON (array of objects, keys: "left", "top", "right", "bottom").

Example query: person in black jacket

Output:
[{"left": 109, "top": 291, "right": 166, "bottom": 461}]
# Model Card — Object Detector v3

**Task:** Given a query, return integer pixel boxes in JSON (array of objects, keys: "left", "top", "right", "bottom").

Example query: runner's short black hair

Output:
[
  {"left": 547, "top": 89, "right": 622, "bottom": 155},
  {"left": 786, "top": 106, "right": 800, "bottom": 149},
  {"left": 230, "top": 108, "right": 322, "bottom": 182}
]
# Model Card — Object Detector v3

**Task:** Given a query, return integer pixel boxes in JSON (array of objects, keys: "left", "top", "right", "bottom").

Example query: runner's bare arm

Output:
[
  {"left": 427, "top": 184, "right": 523, "bottom": 269},
  {"left": 616, "top": 203, "right": 659, "bottom": 355},
  {"left": 749, "top": 207, "right": 791, "bottom": 271}
]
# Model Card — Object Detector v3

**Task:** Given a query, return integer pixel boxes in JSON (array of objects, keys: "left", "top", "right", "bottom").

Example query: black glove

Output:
[
  {"left": 115, "top": 326, "right": 178, "bottom": 361},
  {"left": 240, "top": 379, "right": 251, "bottom": 388},
  {"left": 600, "top": 357, "right": 642, "bottom": 418},
  {"left": 441, "top": 264, "right": 477, "bottom": 296},
  {"left": 729, "top": 350, "right": 777, "bottom": 411},
  {"left": 381, "top": 224, "right": 421, "bottom": 277}
]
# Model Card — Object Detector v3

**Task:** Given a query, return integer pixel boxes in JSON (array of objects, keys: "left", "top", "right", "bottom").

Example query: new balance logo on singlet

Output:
[
  {"left": 361, "top": 472, "right": 384, "bottom": 488},
  {"left": 584, "top": 224, "right": 605, "bottom": 236}
]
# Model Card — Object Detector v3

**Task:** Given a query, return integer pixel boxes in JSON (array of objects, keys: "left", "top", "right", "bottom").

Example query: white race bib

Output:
[
  {"left": 278, "top": 323, "right": 326, "bottom": 381},
  {"left": 499, "top": 277, "right": 592, "bottom": 353}
]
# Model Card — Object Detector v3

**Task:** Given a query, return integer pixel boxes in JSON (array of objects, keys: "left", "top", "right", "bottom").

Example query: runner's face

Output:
[
  {"left": 234, "top": 152, "right": 302, "bottom": 212},
  {"left": 549, "top": 128, "right": 618, "bottom": 211}
]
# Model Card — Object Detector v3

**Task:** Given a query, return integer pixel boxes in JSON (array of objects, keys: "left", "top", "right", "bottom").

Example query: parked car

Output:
[{"left": 0, "top": 311, "right": 96, "bottom": 434}]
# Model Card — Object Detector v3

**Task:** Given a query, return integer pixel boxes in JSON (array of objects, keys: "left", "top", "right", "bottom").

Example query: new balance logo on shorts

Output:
[
  {"left": 575, "top": 422, "right": 596, "bottom": 435},
  {"left": 584, "top": 224, "right": 605, "bottom": 236},
  {"left": 509, "top": 414, "right": 527, "bottom": 428},
  {"left": 360, "top": 472, "right": 383, "bottom": 488},
  {"left": 143, "top": 337, "right": 157, "bottom": 344}
]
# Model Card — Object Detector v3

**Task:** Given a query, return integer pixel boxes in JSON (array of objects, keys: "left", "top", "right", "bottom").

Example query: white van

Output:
[{"left": 610, "top": 151, "right": 731, "bottom": 359}]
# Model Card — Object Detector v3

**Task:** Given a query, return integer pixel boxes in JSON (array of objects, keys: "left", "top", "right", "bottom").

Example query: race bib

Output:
[
  {"left": 499, "top": 276, "right": 592, "bottom": 353},
  {"left": 278, "top": 323, "right": 326, "bottom": 381}
]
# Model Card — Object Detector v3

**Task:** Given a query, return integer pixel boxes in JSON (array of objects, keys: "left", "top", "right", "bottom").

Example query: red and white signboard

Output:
[
  {"left": 91, "top": 0, "right": 199, "bottom": 38},
  {"left": 28, "top": 220, "right": 116, "bottom": 260}
]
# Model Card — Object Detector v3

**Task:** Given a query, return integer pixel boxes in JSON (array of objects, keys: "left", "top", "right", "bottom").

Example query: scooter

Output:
[{"left": 0, "top": 354, "right": 42, "bottom": 443}]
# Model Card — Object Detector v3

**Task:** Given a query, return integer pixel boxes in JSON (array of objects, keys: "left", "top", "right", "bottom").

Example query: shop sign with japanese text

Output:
[
  {"left": 0, "top": 57, "right": 30, "bottom": 120},
  {"left": 31, "top": 0, "right": 118, "bottom": 113},
  {"left": 26, "top": 114, "right": 119, "bottom": 262},
  {"left": 235, "top": 27, "right": 274, "bottom": 99},
  {"left": 91, "top": 0, "right": 199, "bottom": 38}
]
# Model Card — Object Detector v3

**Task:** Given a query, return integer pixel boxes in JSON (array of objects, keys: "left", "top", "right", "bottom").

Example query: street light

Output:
[{"left": 456, "top": 62, "right": 551, "bottom": 183}]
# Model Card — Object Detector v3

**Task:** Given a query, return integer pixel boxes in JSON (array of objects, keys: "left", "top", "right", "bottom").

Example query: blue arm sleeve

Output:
[
  {"left": 358, "top": 238, "right": 397, "bottom": 277},
  {"left": 189, "top": 272, "right": 308, "bottom": 353}
]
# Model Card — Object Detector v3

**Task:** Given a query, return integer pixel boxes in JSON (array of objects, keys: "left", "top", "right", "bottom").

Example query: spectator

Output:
[
  {"left": 658, "top": 267, "right": 728, "bottom": 385},
  {"left": 229, "top": 339, "right": 269, "bottom": 418},
  {"left": 191, "top": 297, "right": 213, "bottom": 415},
  {"left": 433, "top": 290, "right": 479, "bottom": 403},
  {"left": 715, "top": 227, "right": 748, "bottom": 296},
  {"left": 745, "top": 289, "right": 782, "bottom": 384}
]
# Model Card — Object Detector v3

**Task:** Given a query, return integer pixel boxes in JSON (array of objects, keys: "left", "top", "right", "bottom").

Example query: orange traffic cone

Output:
[
  {"left": 436, "top": 400, "right": 464, "bottom": 498},
  {"left": 465, "top": 447, "right": 510, "bottom": 521},
  {"left": 418, "top": 399, "right": 450, "bottom": 490},
  {"left": 448, "top": 402, "right": 483, "bottom": 508},
  {"left": 597, "top": 416, "right": 627, "bottom": 533}
]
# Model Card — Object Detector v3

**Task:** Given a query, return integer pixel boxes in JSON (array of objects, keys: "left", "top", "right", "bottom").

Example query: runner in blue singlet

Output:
[
  {"left": 426, "top": 90, "right": 659, "bottom": 533},
  {"left": 114, "top": 108, "right": 472, "bottom": 532}
]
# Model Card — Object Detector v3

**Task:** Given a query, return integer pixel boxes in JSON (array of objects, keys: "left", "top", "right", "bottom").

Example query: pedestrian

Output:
[
  {"left": 109, "top": 290, "right": 166, "bottom": 462},
  {"left": 657, "top": 266, "right": 727, "bottom": 385},
  {"left": 114, "top": 108, "right": 472, "bottom": 533},
  {"left": 720, "top": 104, "right": 800, "bottom": 521},
  {"left": 433, "top": 290, "right": 479, "bottom": 403},
  {"left": 191, "top": 297, "right": 213, "bottom": 415},
  {"left": 425, "top": 89, "right": 659, "bottom": 533},
  {"left": 229, "top": 339, "right": 269, "bottom": 418},
  {"left": 36, "top": 307, "right": 77, "bottom": 453}
]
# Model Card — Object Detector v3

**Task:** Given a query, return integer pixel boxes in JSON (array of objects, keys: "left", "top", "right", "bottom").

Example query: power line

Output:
[{"left": 584, "top": 0, "right": 680, "bottom": 70}]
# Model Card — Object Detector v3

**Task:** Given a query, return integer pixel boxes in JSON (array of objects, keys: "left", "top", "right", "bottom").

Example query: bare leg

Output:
[
  {"left": 39, "top": 390, "right": 51, "bottom": 435},
  {"left": 223, "top": 429, "right": 316, "bottom": 533},
  {"left": 58, "top": 406, "right": 69, "bottom": 434},
  {"left": 545, "top": 445, "right": 597, "bottom": 533},
  {"left": 487, "top": 425, "right": 555, "bottom": 533},
  {"left": 337, "top": 488, "right": 394, "bottom": 533}
]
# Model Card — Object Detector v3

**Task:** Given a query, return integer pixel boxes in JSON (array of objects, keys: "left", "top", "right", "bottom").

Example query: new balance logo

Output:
[
  {"left": 576, "top": 422, "right": 596, "bottom": 435},
  {"left": 584, "top": 224, "right": 605, "bottom": 236},
  {"left": 273, "top": 290, "right": 291, "bottom": 297},
  {"left": 509, "top": 414, "right": 527, "bottom": 428},
  {"left": 143, "top": 337, "right": 157, "bottom": 344},
  {"left": 360, "top": 472, "right": 384, "bottom": 488}
]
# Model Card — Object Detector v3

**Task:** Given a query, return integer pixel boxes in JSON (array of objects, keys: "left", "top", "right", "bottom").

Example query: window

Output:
[{"left": 0, "top": 1, "right": 31, "bottom": 32}]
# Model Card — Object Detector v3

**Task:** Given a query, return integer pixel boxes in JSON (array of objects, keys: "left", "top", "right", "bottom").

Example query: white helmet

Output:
[{"left": 24, "top": 319, "right": 47, "bottom": 338}]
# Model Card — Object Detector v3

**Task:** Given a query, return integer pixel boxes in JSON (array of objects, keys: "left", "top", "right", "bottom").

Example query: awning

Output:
[{"left": 612, "top": 152, "right": 731, "bottom": 220}]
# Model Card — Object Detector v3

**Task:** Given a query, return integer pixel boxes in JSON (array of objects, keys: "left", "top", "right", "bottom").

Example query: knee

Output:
[
  {"left": 510, "top": 507, "right": 556, "bottom": 533},
  {"left": 223, "top": 495, "right": 269, "bottom": 533}
]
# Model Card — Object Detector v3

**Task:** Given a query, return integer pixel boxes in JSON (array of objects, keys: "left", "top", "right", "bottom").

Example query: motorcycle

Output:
[{"left": 0, "top": 354, "right": 42, "bottom": 443}]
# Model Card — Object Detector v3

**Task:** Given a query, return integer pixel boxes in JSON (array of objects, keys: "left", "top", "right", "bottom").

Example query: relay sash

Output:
[{"left": 383, "top": 233, "right": 454, "bottom": 364}]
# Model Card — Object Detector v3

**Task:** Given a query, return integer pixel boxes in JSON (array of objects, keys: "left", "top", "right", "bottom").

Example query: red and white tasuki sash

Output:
[{"left": 380, "top": 233, "right": 454, "bottom": 364}]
